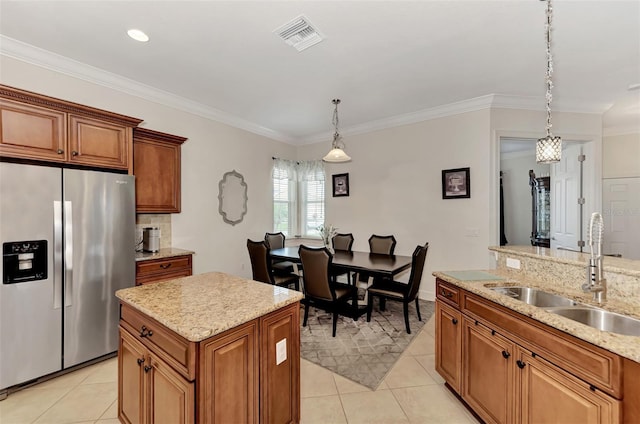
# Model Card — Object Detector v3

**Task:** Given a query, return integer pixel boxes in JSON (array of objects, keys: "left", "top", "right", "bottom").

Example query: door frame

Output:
[{"left": 490, "top": 129, "right": 602, "bottom": 251}]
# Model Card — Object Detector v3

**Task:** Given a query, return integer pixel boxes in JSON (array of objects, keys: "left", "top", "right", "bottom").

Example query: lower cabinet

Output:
[
  {"left": 119, "top": 329, "right": 195, "bottom": 424},
  {"left": 118, "top": 301, "right": 300, "bottom": 424},
  {"left": 435, "top": 278, "right": 625, "bottom": 424},
  {"left": 135, "top": 254, "right": 193, "bottom": 285}
]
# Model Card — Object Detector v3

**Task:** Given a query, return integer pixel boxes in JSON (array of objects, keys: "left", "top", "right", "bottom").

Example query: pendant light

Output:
[
  {"left": 323, "top": 99, "right": 351, "bottom": 163},
  {"left": 536, "top": 0, "right": 562, "bottom": 164}
]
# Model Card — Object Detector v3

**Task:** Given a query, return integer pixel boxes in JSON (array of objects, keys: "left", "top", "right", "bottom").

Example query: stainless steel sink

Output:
[
  {"left": 490, "top": 286, "right": 578, "bottom": 307},
  {"left": 545, "top": 307, "right": 640, "bottom": 337}
]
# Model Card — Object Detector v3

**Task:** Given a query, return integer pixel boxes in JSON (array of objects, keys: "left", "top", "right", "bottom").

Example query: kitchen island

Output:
[
  {"left": 433, "top": 246, "right": 640, "bottom": 424},
  {"left": 115, "top": 271, "right": 303, "bottom": 424}
]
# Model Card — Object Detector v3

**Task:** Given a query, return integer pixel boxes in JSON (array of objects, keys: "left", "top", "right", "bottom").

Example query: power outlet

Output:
[{"left": 506, "top": 258, "right": 521, "bottom": 269}]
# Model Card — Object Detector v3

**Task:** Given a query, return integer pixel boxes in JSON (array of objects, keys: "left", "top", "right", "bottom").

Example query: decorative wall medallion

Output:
[{"left": 218, "top": 170, "right": 248, "bottom": 225}]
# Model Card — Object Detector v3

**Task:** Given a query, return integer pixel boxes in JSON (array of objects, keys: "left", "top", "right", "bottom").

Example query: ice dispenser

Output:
[{"left": 2, "top": 240, "right": 48, "bottom": 284}]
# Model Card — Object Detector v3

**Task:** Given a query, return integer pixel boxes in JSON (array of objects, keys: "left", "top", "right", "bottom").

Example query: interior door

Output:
[{"left": 602, "top": 177, "right": 640, "bottom": 259}]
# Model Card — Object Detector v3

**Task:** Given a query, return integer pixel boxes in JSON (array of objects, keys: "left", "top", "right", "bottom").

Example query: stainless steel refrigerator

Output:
[{"left": 0, "top": 162, "right": 135, "bottom": 393}]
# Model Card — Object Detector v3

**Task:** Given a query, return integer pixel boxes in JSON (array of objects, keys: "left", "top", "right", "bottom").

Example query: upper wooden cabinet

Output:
[
  {"left": 0, "top": 85, "right": 142, "bottom": 171},
  {"left": 133, "top": 128, "right": 187, "bottom": 213}
]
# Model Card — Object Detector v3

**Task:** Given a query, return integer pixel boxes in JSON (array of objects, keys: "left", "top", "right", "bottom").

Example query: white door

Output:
[
  {"left": 550, "top": 142, "right": 595, "bottom": 251},
  {"left": 602, "top": 178, "right": 640, "bottom": 259}
]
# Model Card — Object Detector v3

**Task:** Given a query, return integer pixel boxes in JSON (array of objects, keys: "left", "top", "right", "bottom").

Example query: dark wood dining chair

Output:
[
  {"left": 366, "top": 242, "right": 429, "bottom": 334},
  {"left": 264, "top": 231, "right": 297, "bottom": 275},
  {"left": 368, "top": 234, "right": 397, "bottom": 255},
  {"left": 247, "top": 239, "right": 299, "bottom": 291},
  {"left": 298, "top": 245, "right": 358, "bottom": 337},
  {"left": 331, "top": 233, "right": 355, "bottom": 284}
]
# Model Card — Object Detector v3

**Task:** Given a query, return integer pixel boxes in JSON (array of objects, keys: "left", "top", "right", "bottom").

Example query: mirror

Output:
[{"left": 218, "top": 170, "right": 248, "bottom": 226}]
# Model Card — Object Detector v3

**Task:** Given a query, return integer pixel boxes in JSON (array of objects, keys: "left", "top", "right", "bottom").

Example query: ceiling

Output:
[{"left": 1, "top": 0, "right": 638, "bottom": 145}]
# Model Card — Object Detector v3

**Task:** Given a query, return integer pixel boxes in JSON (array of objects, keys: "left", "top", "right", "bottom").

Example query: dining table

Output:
[{"left": 269, "top": 246, "right": 413, "bottom": 280}]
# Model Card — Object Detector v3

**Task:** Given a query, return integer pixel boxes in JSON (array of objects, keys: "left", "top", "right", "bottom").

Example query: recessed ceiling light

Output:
[{"left": 127, "top": 29, "right": 149, "bottom": 42}]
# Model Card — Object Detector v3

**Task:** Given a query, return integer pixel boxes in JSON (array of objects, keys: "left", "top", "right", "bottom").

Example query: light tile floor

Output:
[{"left": 0, "top": 315, "right": 478, "bottom": 424}]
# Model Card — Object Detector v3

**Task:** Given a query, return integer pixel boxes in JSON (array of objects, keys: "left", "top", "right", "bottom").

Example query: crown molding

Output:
[
  {"left": 0, "top": 35, "right": 610, "bottom": 146},
  {"left": 0, "top": 35, "right": 294, "bottom": 144},
  {"left": 603, "top": 124, "right": 640, "bottom": 137}
]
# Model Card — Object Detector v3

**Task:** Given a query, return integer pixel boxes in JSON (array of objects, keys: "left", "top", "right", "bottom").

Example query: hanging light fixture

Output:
[
  {"left": 536, "top": 0, "right": 562, "bottom": 164},
  {"left": 322, "top": 99, "right": 351, "bottom": 163}
]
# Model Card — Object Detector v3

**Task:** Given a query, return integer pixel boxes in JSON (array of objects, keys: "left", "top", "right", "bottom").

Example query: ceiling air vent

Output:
[{"left": 274, "top": 15, "right": 324, "bottom": 52}]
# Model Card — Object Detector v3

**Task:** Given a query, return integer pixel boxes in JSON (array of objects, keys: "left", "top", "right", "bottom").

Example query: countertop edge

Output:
[
  {"left": 433, "top": 270, "right": 640, "bottom": 364},
  {"left": 135, "top": 247, "right": 195, "bottom": 262}
]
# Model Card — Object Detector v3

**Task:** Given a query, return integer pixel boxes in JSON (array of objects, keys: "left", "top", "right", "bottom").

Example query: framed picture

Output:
[
  {"left": 442, "top": 167, "right": 470, "bottom": 199},
  {"left": 332, "top": 173, "right": 349, "bottom": 197}
]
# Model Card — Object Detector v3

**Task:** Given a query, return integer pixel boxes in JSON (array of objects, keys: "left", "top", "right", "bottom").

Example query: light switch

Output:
[{"left": 276, "top": 338, "right": 287, "bottom": 365}]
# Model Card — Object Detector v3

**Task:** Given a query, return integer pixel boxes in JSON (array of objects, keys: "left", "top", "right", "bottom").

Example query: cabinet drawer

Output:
[
  {"left": 136, "top": 255, "right": 192, "bottom": 285},
  {"left": 120, "top": 303, "right": 196, "bottom": 381},
  {"left": 436, "top": 279, "right": 460, "bottom": 308}
]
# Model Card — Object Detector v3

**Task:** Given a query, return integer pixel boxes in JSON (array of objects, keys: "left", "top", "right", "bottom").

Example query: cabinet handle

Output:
[
  {"left": 144, "top": 365, "right": 152, "bottom": 373},
  {"left": 140, "top": 325, "right": 153, "bottom": 338},
  {"left": 57, "top": 149, "right": 64, "bottom": 154},
  {"left": 137, "top": 358, "right": 145, "bottom": 366},
  {"left": 71, "top": 151, "right": 78, "bottom": 156},
  {"left": 502, "top": 350, "right": 511, "bottom": 359},
  {"left": 451, "top": 318, "right": 458, "bottom": 325},
  {"left": 516, "top": 360, "right": 526, "bottom": 369},
  {"left": 160, "top": 263, "right": 172, "bottom": 269}
]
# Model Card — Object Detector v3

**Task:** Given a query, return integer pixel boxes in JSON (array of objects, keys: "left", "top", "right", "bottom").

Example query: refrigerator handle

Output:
[
  {"left": 64, "top": 201, "right": 73, "bottom": 307},
  {"left": 53, "top": 201, "right": 63, "bottom": 309}
]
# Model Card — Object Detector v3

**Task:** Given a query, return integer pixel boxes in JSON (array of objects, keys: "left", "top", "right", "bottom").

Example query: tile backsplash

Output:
[{"left": 136, "top": 214, "right": 171, "bottom": 251}]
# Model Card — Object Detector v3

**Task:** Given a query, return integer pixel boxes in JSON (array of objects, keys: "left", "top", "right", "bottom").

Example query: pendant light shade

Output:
[
  {"left": 322, "top": 99, "right": 351, "bottom": 163},
  {"left": 536, "top": 0, "right": 562, "bottom": 164}
]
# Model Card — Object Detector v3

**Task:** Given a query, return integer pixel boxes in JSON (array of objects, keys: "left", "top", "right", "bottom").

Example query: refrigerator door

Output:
[
  {"left": 62, "top": 169, "right": 135, "bottom": 368},
  {"left": 0, "top": 163, "right": 62, "bottom": 389}
]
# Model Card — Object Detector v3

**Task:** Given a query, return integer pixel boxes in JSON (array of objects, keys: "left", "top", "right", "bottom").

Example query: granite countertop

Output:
[
  {"left": 135, "top": 247, "right": 195, "bottom": 262},
  {"left": 116, "top": 271, "right": 303, "bottom": 342},
  {"left": 433, "top": 269, "right": 640, "bottom": 363}
]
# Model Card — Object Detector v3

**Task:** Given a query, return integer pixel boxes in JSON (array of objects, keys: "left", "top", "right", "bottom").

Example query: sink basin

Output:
[
  {"left": 545, "top": 307, "right": 640, "bottom": 337},
  {"left": 490, "top": 286, "right": 578, "bottom": 307}
]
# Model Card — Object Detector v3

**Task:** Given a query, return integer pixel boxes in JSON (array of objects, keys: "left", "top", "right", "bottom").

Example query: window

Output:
[{"left": 272, "top": 159, "right": 325, "bottom": 238}]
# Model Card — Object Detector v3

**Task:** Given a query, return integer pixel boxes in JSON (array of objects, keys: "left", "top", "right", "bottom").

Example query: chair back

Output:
[
  {"left": 405, "top": 243, "right": 429, "bottom": 301},
  {"left": 264, "top": 232, "right": 285, "bottom": 250},
  {"left": 247, "top": 239, "right": 274, "bottom": 284},
  {"left": 298, "top": 245, "right": 334, "bottom": 301},
  {"left": 368, "top": 234, "right": 397, "bottom": 255},
  {"left": 332, "top": 233, "right": 354, "bottom": 252}
]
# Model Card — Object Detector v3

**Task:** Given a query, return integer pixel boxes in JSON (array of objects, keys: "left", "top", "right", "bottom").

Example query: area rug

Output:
[{"left": 300, "top": 299, "right": 435, "bottom": 390}]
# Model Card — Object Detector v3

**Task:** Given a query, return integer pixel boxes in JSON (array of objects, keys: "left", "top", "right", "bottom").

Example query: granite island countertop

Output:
[
  {"left": 433, "top": 269, "right": 640, "bottom": 363},
  {"left": 135, "top": 247, "right": 195, "bottom": 262},
  {"left": 116, "top": 271, "right": 303, "bottom": 342}
]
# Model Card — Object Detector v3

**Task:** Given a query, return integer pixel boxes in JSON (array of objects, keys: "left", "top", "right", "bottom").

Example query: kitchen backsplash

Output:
[{"left": 136, "top": 214, "right": 171, "bottom": 251}]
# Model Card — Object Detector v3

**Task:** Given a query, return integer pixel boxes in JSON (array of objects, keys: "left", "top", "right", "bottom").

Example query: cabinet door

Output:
[
  {"left": 119, "top": 328, "right": 147, "bottom": 424},
  {"left": 134, "top": 137, "right": 182, "bottom": 213},
  {"left": 462, "top": 317, "right": 516, "bottom": 424},
  {"left": 68, "top": 114, "right": 130, "bottom": 169},
  {"left": 0, "top": 99, "right": 67, "bottom": 162},
  {"left": 517, "top": 348, "right": 621, "bottom": 424},
  {"left": 435, "top": 301, "right": 462, "bottom": 393},
  {"left": 260, "top": 302, "right": 301, "bottom": 424},
  {"left": 147, "top": 352, "right": 195, "bottom": 424},
  {"left": 199, "top": 320, "right": 259, "bottom": 424}
]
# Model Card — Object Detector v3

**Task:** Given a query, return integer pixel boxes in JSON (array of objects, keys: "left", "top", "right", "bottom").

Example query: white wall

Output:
[
  {"left": 603, "top": 132, "right": 640, "bottom": 178},
  {"left": 500, "top": 151, "right": 550, "bottom": 246},
  {"left": 0, "top": 56, "right": 297, "bottom": 279}
]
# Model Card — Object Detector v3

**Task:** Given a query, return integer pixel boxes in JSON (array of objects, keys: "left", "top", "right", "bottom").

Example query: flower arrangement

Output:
[{"left": 317, "top": 223, "right": 338, "bottom": 250}]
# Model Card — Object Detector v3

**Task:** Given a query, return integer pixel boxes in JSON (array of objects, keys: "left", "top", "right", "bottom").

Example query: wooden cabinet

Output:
[
  {"left": 462, "top": 317, "right": 515, "bottom": 424},
  {"left": 136, "top": 254, "right": 193, "bottom": 285},
  {"left": 517, "top": 347, "right": 620, "bottom": 424},
  {"left": 118, "top": 328, "right": 195, "bottom": 424},
  {"left": 435, "top": 278, "right": 626, "bottom": 424},
  {"left": 133, "top": 128, "right": 186, "bottom": 213},
  {"left": 0, "top": 85, "right": 142, "bottom": 171},
  {"left": 435, "top": 301, "right": 462, "bottom": 393},
  {"left": 119, "top": 300, "right": 300, "bottom": 424}
]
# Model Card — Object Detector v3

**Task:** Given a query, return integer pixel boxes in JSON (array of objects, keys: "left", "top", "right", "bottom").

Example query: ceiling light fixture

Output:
[
  {"left": 127, "top": 29, "right": 149, "bottom": 43},
  {"left": 323, "top": 99, "right": 351, "bottom": 163},
  {"left": 536, "top": 0, "right": 561, "bottom": 164}
]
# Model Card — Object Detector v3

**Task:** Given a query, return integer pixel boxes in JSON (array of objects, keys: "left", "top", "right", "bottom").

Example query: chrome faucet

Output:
[{"left": 582, "top": 212, "right": 606, "bottom": 303}]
